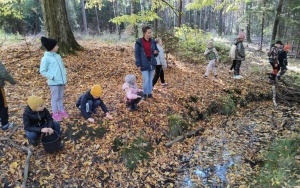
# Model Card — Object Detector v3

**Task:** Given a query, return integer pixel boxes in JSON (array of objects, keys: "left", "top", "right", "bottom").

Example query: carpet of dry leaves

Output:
[{"left": 0, "top": 40, "right": 299, "bottom": 187}]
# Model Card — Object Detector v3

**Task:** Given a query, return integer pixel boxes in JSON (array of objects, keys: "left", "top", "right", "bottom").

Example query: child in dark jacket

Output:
[
  {"left": 76, "top": 85, "right": 113, "bottom": 123},
  {"left": 0, "top": 60, "right": 17, "bottom": 131},
  {"left": 122, "top": 74, "right": 143, "bottom": 111},
  {"left": 23, "top": 96, "right": 62, "bottom": 147}
]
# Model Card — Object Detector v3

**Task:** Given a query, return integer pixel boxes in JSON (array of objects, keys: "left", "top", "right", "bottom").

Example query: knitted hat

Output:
[
  {"left": 237, "top": 32, "right": 246, "bottom": 39},
  {"left": 90, "top": 85, "right": 102, "bottom": 97},
  {"left": 41, "top": 37, "right": 57, "bottom": 51},
  {"left": 27, "top": 96, "right": 44, "bottom": 111},
  {"left": 207, "top": 41, "right": 214, "bottom": 48},
  {"left": 284, "top": 44, "right": 291, "bottom": 51},
  {"left": 125, "top": 74, "right": 136, "bottom": 85}
]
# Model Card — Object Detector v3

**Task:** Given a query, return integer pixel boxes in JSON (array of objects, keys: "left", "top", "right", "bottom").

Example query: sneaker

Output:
[
  {"left": 233, "top": 75, "right": 238, "bottom": 79},
  {"left": 237, "top": 75, "right": 243, "bottom": 79},
  {"left": 59, "top": 111, "right": 69, "bottom": 118},
  {"left": 133, "top": 103, "right": 138, "bottom": 111},
  {"left": 148, "top": 94, "right": 153, "bottom": 98},
  {"left": 28, "top": 139, "right": 39, "bottom": 147},
  {"left": 161, "top": 83, "right": 168, "bottom": 86},
  {"left": 52, "top": 112, "right": 62, "bottom": 121},
  {"left": 204, "top": 75, "right": 208, "bottom": 79},
  {"left": 1, "top": 122, "right": 14, "bottom": 131},
  {"left": 142, "top": 94, "right": 147, "bottom": 101}
]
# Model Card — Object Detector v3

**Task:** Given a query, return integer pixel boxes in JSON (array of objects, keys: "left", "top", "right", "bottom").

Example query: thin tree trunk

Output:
[
  {"left": 260, "top": 0, "right": 266, "bottom": 51},
  {"left": 41, "top": 0, "right": 83, "bottom": 55},
  {"left": 246, "top": 1, "right": 252, "bottom": 43},
  {"left": 154, "top": 7, "right": 158, "bottom": 37},
  {"left": 270, "top": 0, "right": 284, "bottom": 49},
  {"left": 131, "top": 0, "right": 138, "bottom": 39},
  {"left": 95, "top": 5, "right": 100, "bottom": 35},
  {"left": 218, "top": 1, "right": 224, "bottom": 36},
  {"left": 80, "top": 0, "right": 88, "bottom": 35}
]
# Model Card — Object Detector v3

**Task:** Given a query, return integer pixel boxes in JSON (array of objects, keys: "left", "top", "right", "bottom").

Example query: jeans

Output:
[
  {"left": 142, "top": 70, "right": 154, "bottom": 95},
  {"left": 86, "top": 100, "right": 101, "bottom": 113},
  {"left": 25, "top": 121, "right": 61, "bottom": 141}
]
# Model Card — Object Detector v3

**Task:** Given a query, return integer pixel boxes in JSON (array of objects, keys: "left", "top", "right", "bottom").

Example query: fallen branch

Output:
[
  {"left": 272, "top": 85, "right": 278, "bottom": 109},
  {"left": 0, "top": 126, "right": 32, "bottom": 188},
  {"left": 165, "top": 127, "right": 205, "bottom": 148}
]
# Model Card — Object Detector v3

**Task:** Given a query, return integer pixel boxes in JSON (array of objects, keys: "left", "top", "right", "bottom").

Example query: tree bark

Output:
[
  {"left": 218, "top": 2, "right": 224, "bottom": 36},
  {"left": 41, "top": 0, "right": 83, "bottom": 55},
  {"left": 95, "top": 5, "right": 100, "bottom": 35},
  {"left": 178, "top": 0, "right": 182, "bottom": 27},
  {"left": 80, "top": 0, "right": 88, "bottom": 35},
  {"left": 270, "top": 0, "right": 284, "bottom": 49},
  {"left": 260, "top": 0, "right": 266, "bottom": 51}
]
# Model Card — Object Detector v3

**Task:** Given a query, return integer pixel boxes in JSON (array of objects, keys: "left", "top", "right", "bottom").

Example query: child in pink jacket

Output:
[{"left": 122, "top": 74, "right": 143, "bottom": 111}]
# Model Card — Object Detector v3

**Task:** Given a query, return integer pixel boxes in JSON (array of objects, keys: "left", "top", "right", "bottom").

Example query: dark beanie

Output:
[{"left": 41, "top": 37, "right": 57, "bottom": 51}]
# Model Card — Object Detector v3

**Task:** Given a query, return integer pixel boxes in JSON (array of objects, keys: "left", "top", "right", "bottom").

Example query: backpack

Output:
[{"left": 229, "top": 44, "right": 236, "bottom": 59}]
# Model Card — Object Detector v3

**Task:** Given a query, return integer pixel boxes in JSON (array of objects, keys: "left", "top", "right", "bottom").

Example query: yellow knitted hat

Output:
[
  {"left": 90, "top": 85, "right": 102, "bottom": 97},
  {"left": 27, "top": 96, "right": 44, "bottom": 111}
]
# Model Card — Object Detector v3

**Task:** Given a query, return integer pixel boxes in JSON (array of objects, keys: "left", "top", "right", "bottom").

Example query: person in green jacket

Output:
[{"left": 0, "top": 61, "right": 17, "bottom": 130}]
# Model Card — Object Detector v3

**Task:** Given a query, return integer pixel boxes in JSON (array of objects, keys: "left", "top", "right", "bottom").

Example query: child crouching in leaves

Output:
[
  {"left": 76, "top": 84, "right": 113, "bottom": 123},
  {"left": 23, "top": 96, "right": 63, "bottom": 149},
  {"left": 122, "top": 74, "right": 143, "bottom": 111},
  {"left": 204, "top": 41, "right": 219, "bottom": 80}
]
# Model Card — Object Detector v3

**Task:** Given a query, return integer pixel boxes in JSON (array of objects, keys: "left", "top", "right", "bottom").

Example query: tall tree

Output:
[
  {"left": 260, "top": 0, "right": 267, "bottom": 51},
  {"left": 41, "top": 0, "right": 83, "bottom": 55},
  {"left": 270, "top": 0, "right": 284, "bottom": 49},
  {"left": 81, "top": 0, "right": 88, "bottom": 35}
]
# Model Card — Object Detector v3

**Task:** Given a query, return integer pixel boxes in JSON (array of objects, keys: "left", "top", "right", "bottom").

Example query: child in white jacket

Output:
[
  {"left": 122, "top": 74, "right": 143, "bottom": 111},
  {"left": 204, "top": 41, "right": 219, "bottom": 79},
  {"left": 153, "top": 38, "right": 168, "bottom": 87}
]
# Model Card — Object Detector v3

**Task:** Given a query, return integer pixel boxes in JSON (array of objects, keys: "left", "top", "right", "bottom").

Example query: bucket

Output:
[{"left": 41, "top": 131, "right": 61, "bottom": 153}]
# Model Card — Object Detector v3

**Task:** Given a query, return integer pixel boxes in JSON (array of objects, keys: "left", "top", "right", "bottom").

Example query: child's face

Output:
[
  {"left": 207, "top": 44, "right": 213, "bottom": 48},
  {"left": 275, "top": 43, "right": 281, "bottom": 48},
  {"left": 93, "top": 96, "right": 99, "bottom": 99},
  {"left": 36, "top": 105, "right": 45, "bottom": 112},
  {"left": 51, "top": 45, "right": 59, "bottom": 52}
]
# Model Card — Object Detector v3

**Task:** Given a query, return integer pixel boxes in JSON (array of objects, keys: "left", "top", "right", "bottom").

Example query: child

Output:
[
  {"left": 40, "top": 37, "right": 68, "bottom": 121},
  {"left": 267, "top": 41, "right": 283, "bottom": 84},
  {"left": 76, "top": 84, "right": 113, "bottom": 123},
  {"left": 23, "top": 96, "right": 62, "bottom": 148},
  {"left": 122, "top": 74, "right": 143, "bottom": 111},
  {"left": 204, "top": 41, "right": 219, "bottom": 79},
  {"left": 0, "top": 60, "right": 16, "bottom": 131},
  {"left": 277, "top": 44, "right": 290, "bottom": 80},
  {"left": 153, "top": 38, "right": 168, "bottom": 87},
  {"left": 233, "top": 34, "right": 245, "bottom": 79}
]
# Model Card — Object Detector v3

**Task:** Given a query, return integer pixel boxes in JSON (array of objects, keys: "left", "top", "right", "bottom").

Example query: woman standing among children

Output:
[
  {"left": 134, "top": 26, "right": 158, "bottom": 100},
  {"left": 40, "top": 37, "right": 68, "bottom": 121},
  {"left": 153, "top": 37, "right": 168, "bottom": 87},
  {"left": 204, "top": 41, "right": 219, "bottom": 80}
]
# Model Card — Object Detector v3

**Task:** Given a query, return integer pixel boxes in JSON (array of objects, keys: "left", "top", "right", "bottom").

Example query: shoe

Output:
[
  {"left": 233, "top": 75, "right": 238, "bottom": 79},
  {"left": 142, "top": 94, "right": 147, "bottom": 101},
  {"left": 52, "top": 112, "right": 62, "bottom": 121},
  {"left": 277, "top": 75, "right": 281, "bottom": 80},
  {"left": 28, "top": 139, "right": 39, "bottom": 147},
  {"left": 161, "top": 83, "right": 168, "bottom": 86},
  {"left": 1, "top": 122, "right": 14, "bottom": 131},
  {"left": 204, "top": 75, "right": 208, "bottom": 79},
  {"left": 59, "top": 111, "right": 69, "bottom": 118},
  {"left": 148, "top": 94, "right": 153, "bottom": 98},
  {"left": 133, "top": 103, "right": 138, "bottom": 111},
  {"left": 237, "top": 75, "right": 243, "bottom": 79}
]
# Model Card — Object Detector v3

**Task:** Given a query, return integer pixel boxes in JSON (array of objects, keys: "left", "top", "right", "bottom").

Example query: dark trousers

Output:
[
  {"left": 126, "top": 91, "right": 143, "bottom": 108},
  {"left": 0, "top": 88, "right": 8, "bottom": 126},
  {"left": 86, "top": 100, "right": 101, "bottom": 114},
  {"left": 233, "top": 60, "right": 242, "bottom": 75},
  {"left": 153, "top": 65, "right": 165, "bottom": 86},
  {"left": 230, "top": 60, "right": 236, "bottom": 70}
]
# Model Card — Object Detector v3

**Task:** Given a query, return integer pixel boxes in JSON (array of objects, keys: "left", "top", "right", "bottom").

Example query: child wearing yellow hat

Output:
[
  {"left": 23, "top": 96, "right": 63, "bottom": 148},
  {"left": 76, "top": 85, "right": 113, "bottom": 123}
]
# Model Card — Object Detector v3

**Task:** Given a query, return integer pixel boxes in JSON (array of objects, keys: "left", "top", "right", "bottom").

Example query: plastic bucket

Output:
[{"left": 41, "top": 131, "right": 61, "bottom": 153}]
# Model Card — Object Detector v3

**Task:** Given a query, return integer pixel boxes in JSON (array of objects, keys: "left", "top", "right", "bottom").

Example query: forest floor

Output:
[{"left": 0, "top": 39, "right": 299, "bottom": 187}]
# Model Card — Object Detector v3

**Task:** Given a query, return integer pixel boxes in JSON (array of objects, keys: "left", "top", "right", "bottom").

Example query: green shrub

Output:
[
  {"left": 206, "top": 95, "right": 236, "bottom": 116},
  {"left": 168, "top": 114, "right": 188, "bottom": 138},
  {"left": 121, "top": 137, "right": 152, "bottom": 170},
  {"left": 252, "top": 136, "right": 300, "bottom": 187}
]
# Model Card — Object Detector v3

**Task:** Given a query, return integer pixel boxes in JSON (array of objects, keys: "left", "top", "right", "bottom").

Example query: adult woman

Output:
[
  {"left": 134, "top": 26, "right": 158, "bottom": 100},
  {"left": 153, "top": 37, "right": 168, "bottom": 87}
]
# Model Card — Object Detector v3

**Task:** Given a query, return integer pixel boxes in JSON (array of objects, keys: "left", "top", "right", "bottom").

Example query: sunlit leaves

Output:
[{"left": 110, "top": 10, "right": 160, "bottom": 25}]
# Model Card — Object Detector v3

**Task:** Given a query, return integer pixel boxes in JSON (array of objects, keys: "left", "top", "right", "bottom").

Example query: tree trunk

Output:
[
  {"left": 95, "top": 5, "right": 100, "bottom": 35},
  {"left": 131, "top": 0, "right": 138, "bottom": 39},
  {"left": 41, "top": 0, "right": 83, "bottom": 55},
  {"left": 260, "top": 0, "right": 266, "bottom": 51},
  {"left": 154, "top": 7, "right": 158, "bottom": 37},
  {"left": 80, "top": 0, "right": 88, "bottom": 35},
  {"left": 270, "top": 0, "right": 284, "bottom": 49},
  {"left": 178, "top": 0, "right": 182, "bottom": 27},
  {"left": 218, "top": 2, "right": 224, "bottom": 36},
  {"left": 246, "top": 1, "right": 252, "bottom": 43}
]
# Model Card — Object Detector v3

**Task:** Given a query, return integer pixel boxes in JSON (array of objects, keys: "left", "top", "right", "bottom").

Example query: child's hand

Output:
[
  {"left": 41, "top": 127, "right": 54, "bottom": 135},
  {"left": 105, "top": 113, "right": 113, "bottom": 120},
  {"left": 87, "top": 118, "right": 95, "bottom": 123}
]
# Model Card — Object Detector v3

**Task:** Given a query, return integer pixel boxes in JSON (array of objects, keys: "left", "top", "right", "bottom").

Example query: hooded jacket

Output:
[
  {"left": 134, "top": 38, "right": 158, "bottom": 71},
  {"left": 235, "top": 40, "right": 245, "bottom": 61},
  {"left": 40, "top": 51, "right": 67, "bottom": 86},
  {"left": 0, "top": 61, "right": 16, "bottom": 87},
  {"left": 23, "top": 106, "right": 54, "bottom": 133},
  {"left": 76, "top": 90, "right": 108, "bottom": 119}
]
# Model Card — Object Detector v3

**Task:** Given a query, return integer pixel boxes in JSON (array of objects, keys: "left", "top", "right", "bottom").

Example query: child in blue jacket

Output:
[
  {"left": 76, "top": 85, "right": 113, "bottom": 123},
  {"left": 40, "top": 37, "right": 68, "bottom": 121}
]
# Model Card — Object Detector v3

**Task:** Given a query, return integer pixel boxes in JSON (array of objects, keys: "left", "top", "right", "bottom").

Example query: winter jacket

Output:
[
  {"left": 278, "top": 49, "right": 288, "bottom": 67},
  {"left": 23, "top": 106, "right": 54, "bottom": 133},
  {"left": 235, "top": 40, "right": 245, "bottom": 61},
  {"left": 134, "top": 38, "right": 158, "bottom": 71},
  {"left": 76, "top": 90, "right": 108, "bottom": 119},
  {"left": 122, "top": 82, "right": 143, "bottom": 102},
  {"left": 204, "top": 47, "right": 219, "bottom": 60},
  {"left": 0, "top": 61, "right": 16, "bottom": 87},
  {"left": 155, "top": 44, "right": 167, "bottom": 68},
  {"left": 40, "top": 51, "right": 67, "bottom": 86}
]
